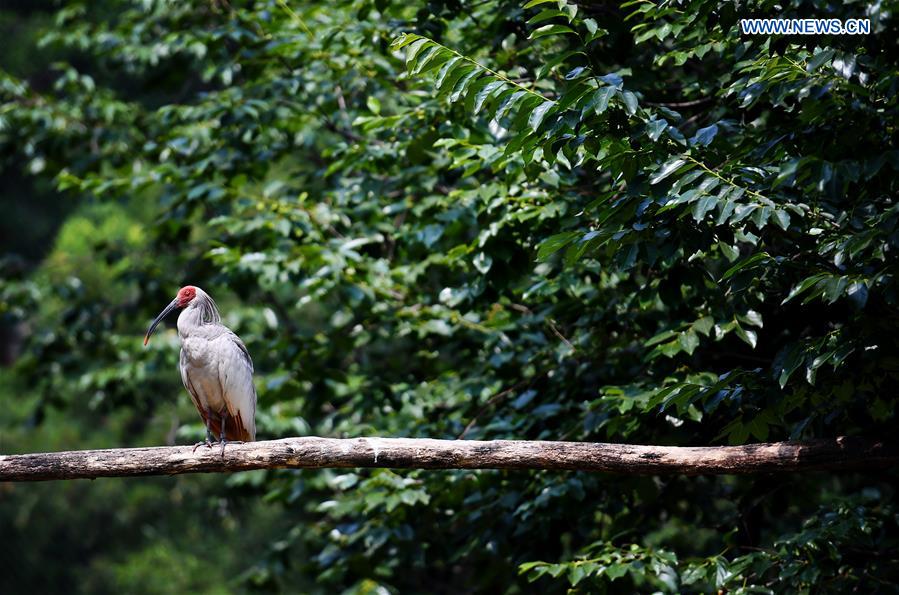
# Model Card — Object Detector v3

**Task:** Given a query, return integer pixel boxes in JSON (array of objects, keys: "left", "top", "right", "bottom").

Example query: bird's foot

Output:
[
  {"left": 193, "top": 427, "right": 216, "bottom": 453},
  {"left": 192, "top": 439, "right": 214, "bottom": 453},
  {"left": 217, "top": 439, "right": 246, "bottom": 459}
]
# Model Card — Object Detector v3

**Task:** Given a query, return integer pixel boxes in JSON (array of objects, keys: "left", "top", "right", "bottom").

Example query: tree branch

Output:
[{"left": 1, "top": 437, "right": 895, "bottom": 482}]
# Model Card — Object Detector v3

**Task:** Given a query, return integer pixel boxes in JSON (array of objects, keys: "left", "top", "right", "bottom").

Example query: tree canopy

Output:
[{"left": 1, "top": 0, "right": 898, "bottom": 592}]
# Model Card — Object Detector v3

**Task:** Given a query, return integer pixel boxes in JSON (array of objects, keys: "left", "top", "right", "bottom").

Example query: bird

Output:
[{"left": 144, "top": 285, "right": 256, "bottom": 456}]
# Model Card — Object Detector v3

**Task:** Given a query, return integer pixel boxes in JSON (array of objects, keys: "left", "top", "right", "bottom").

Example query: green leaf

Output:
[
  {"left": 807, "top": 48, "right": 835, "bottom": 71},
  {"left": 777, "top": 346, "right": 805, "bottom": 388},
  {"left": 678, "top": 331, "right": 700, "bottom": 355},
  {"left": 692, "top": 124, "right": 718, "bottom": 146},
  {"left": 645, "top": 329, "right": 678, "bottom": 347},
  {"left": 404, "top": 38, "right": 433, "bottom": 64},
  {"left": 555, "top": 81, "right": 593, "bottom": 111},
  {"left": 529, "top": 24, "right": 576, "bottom": 40},
  {"left": 473, "top": 252, "right": 493, "bottom": 273},
  {"left": 751, "top": 205, "right": 772, "bottom": 229},
  {"left": 620, "top": 90, "right": 638, "bottom": 115},
  {"left": 647, "top": 119, "right": 667, "bottom": 141},
  {"left": 692, "top": 194, "right": 717, "bottom": 221},
  {"left": 693, "top": 316, "right": 714, "bottom": 336},
  {"left": 434, "top": 56, "right": 464, "bottom": 88},
  {"left": 650, "top": 158, "right": 688, "bottom": 184},
  {"left": 495, "top": 90, "right": 528, "bottom": 120},
  {"left": 718, "top": 242, "right": 739, "bottom": 261},
  {"left": 782, "top": 273, "right": 828, "bottom": 304},
  {"left": 748, "top": 416, "right": 769, "bottom": 441},
  {"left": 771, "top": 208, "right": 791, "bottom": 230},
  {"left": 605, "top": 563, "right": 628, "bottom": 580},
  {"left": 822, "top": 275, "right": 848, "bottom": 304},
  {"left": 536, "top": 231, "right": 579, "bottom": 261},
  {"left": 599, "top": 73, "right": 624, "bottom": 88},
  {"left": 527, "top": 9, "right": 567, "bottom": 26},
  {"left": 564, "top": 66, "right": 587, "bottom": 80},
  {"left": 568, "top": 564, "right": 587, "bottom": 586},
  {"left": 449, "top": 68, "right": 481, "bottom": 103},
  {"left": 719, "top": 252, "right": 771, "bottom": 281},
  {"left": 847, "top": 281, "right": 869, "bottom": 308},
  {"left": 741, "top": 310, "right": 763, "bottom": 327},
  {"left": 412, "top": 46, "right": 451, "bottom": 74},
  {"left": 734, "top": 324, "right": 758, "bottom": 349},
  {"left": 391, "top": 33, "right": 423, "bottom": 50},
  {"left": 585, "top": 86, "right": 616, "bottom": 115},
  {"left": 471, "top": 80, "right": 506, "bottom": 113},
  {"left": 584, "top": 19, "right": 607, "bottom": 43},
  {"left": 528, "top": 101, "right": 555, "bottom": 131}
]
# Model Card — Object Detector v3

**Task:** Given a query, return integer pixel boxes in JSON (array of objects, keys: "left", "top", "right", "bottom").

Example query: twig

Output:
[
  {"left": 546, "top": 318, "right": 575, "bottom": 351},
  {"left": 645, "top": 96, "right": 715, "bottom": 108}
]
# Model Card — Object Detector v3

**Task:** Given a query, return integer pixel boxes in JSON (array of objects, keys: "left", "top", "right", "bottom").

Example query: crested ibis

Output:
[{"left": 144, "top": 286, "right": 256, "bottom": 455}]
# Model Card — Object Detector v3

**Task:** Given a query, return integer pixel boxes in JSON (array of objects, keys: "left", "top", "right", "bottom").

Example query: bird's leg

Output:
[
  {"left": 217, "top": 412, "right": 246, "bottom": 457},
  {"left": 219, "top": 410, "right": 228, "bottom": 458},
  {"left": 192, "top": 417, "right": 215, "bottom": 452}
]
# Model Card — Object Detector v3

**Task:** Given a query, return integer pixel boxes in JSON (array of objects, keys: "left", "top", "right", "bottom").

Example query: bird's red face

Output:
[{"left": 176, "top": 285, "right": 197, "bottom": 307}]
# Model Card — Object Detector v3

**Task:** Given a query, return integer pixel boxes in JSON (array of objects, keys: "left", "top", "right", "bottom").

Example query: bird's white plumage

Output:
[{"left": 176, "top": 288, "right": 256, "bottom": 442}]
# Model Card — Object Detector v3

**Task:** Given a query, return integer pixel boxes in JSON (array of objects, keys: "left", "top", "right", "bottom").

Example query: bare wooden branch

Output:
[{"left": 0, "top": 436, "right": 895, "bottom": 482}]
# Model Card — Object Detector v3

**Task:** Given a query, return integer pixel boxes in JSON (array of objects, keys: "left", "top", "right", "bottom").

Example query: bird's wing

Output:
[
  {"left": 217, "top": 332, "right": 257, "bottom": 442},
  {"left": 180, "top": 348, "right": 221, "bottom": 437}
]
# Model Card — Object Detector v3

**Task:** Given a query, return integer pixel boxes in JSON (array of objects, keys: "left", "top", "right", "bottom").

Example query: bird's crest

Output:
[{"left": 193, "top": 288, "right": 222, "bottom": 325}]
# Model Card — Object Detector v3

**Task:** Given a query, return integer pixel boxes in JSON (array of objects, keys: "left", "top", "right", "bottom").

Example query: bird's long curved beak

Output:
[{"left": 144, "top": 298, "right": 179, "bottom": 346}]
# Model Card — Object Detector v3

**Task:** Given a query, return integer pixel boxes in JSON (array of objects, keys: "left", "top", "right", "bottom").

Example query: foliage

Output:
[{"left": 2, "top": 0, "right": 898, "bottom": 592}]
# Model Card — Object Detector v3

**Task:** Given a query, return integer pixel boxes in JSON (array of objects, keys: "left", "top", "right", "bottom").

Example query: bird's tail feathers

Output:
[
  {"left": 203, "top": 414, "right": 253, "bottom": 442},
  {"left": 227, "top": 412, "right": 254, "bottom": 442}
]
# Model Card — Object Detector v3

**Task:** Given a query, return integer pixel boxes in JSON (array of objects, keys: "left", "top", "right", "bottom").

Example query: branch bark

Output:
[{"left": 0, "top": 436, "right": 895, "bottom": 482}]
